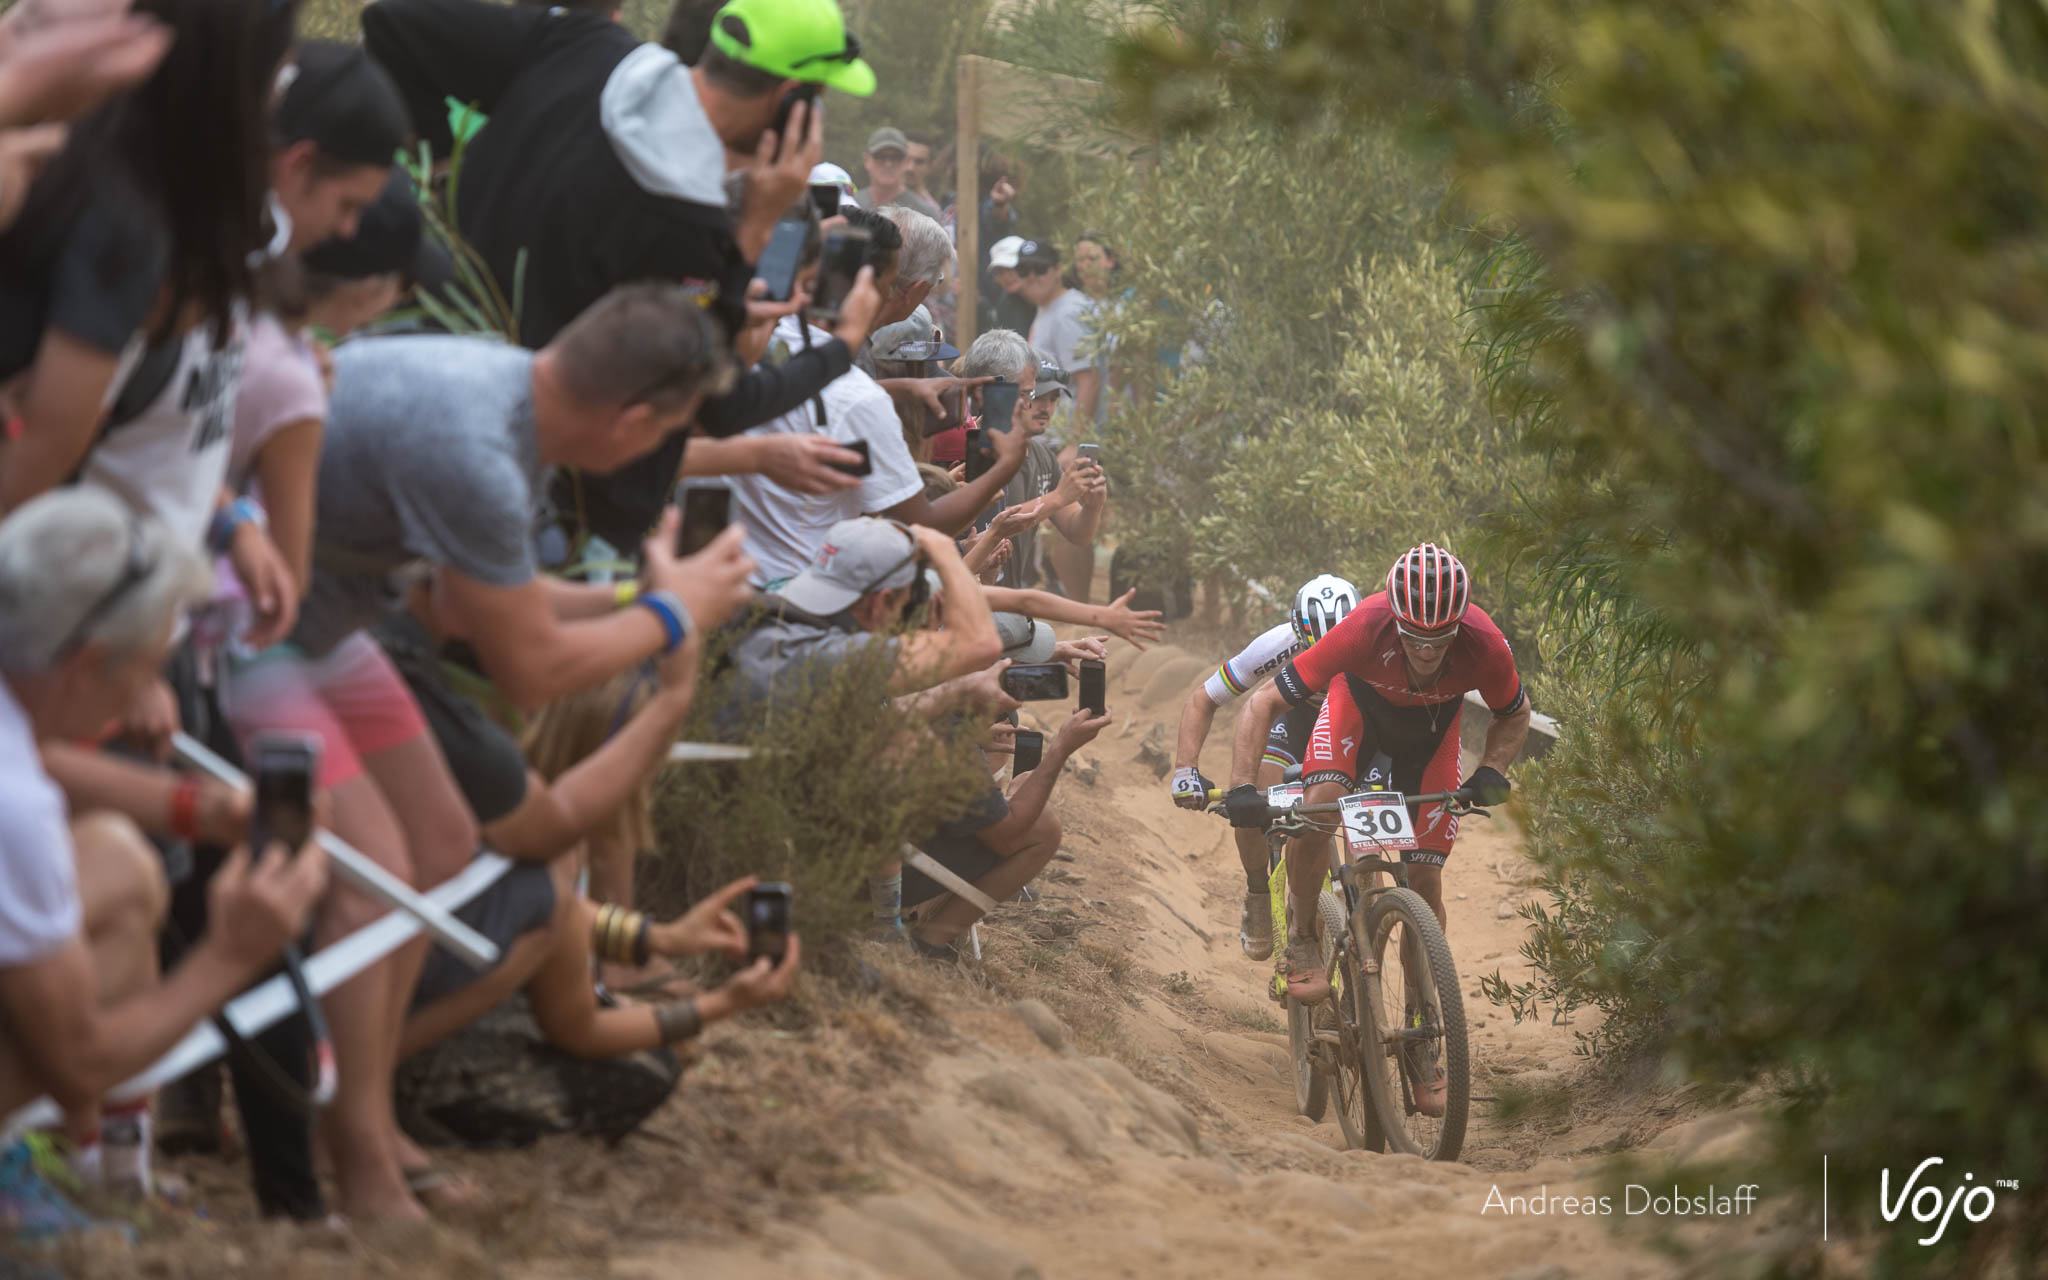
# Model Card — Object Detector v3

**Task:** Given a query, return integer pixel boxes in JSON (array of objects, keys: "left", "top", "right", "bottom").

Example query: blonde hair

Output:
[{"left": 520, "top": 666, "right": 660, "bottom": 855}]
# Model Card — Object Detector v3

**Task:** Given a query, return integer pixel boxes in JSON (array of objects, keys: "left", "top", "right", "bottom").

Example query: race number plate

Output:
[
  {"left": 1341, "top": 790, "right": 1418, "bottom": 852},
  {"left": 1265, "top": 783, "right": 1305, "bottom": 810}
]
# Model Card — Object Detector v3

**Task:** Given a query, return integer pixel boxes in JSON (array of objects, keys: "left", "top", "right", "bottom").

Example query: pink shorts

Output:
[{"left": 221, "top": 631, "right": 430, "bottom": 789}]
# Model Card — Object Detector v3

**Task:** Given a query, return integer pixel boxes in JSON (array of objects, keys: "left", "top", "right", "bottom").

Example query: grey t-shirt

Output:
[
  {"left": 717, "top": 609, "right": 899, "bottom": 735},
  {"left": 997, "top": 437, "right": 1061, "bottom": 588},
  {"left": 292, "top": 335, "right": 545, "bottom": 658},
  {"left": 855, "top": 187, "right": 944, "bottom": 224}
]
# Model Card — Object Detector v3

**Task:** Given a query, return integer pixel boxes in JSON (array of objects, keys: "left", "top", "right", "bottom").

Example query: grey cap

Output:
[
  {"left": 782, "top": 518, "right": 918, "bottom": 616},
  {"left": 1031, "top": 358, "right": 1071, "bottom": 398},
  {"left": 993, "top": 612, "right": 1057, "bottom": 663},
  {"left": 865, "top": 126, "right": 909, "bottom": 156},
  {"left": 871, "top": 305, "right": 961, "bottom": 362}
]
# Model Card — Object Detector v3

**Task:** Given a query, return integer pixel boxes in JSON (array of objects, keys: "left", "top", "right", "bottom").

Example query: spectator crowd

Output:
[{"left": 0, "top": 0, "right": 1143, "bottom": 1245}]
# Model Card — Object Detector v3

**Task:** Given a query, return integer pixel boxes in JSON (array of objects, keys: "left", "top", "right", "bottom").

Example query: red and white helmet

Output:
[{"left": 1385, "top": 543, "right": 1471, "bottom": 633}]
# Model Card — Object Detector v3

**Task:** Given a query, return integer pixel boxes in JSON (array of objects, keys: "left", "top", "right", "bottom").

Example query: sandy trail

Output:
[
  {"left": 583, "top": 636, "right": 1680, "bottom": 1280},
  {"left": 110, "top": 632, "right": 1721, "bottom": 1280}
]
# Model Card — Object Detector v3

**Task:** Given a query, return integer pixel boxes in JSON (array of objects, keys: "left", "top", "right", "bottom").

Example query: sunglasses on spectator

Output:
[
  {"left": 55, "top": 516, "right": 155, "bottom": 659},
  {"left": 1395, "top": 623, "right": 1458, "bottom": 651}
]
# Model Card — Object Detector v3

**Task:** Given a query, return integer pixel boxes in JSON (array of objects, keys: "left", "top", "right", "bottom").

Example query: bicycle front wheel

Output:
[
  {"left": 1361, "top": 887, "right": 1468, "bottom": 1161},
  {"left": 1331, "top": 944, "right": 1386, "bottom": 1152}
]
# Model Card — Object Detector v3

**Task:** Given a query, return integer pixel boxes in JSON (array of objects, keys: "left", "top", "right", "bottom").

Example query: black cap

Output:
[
  {"left": 300, "top": 168, "right": 450, "bottom": 290},
  {"left": 274, "top": 41, "right": 410, "bottom": 168},
  {"left": 1015, "top": 239, "right": 1060, "bottom": 272}
]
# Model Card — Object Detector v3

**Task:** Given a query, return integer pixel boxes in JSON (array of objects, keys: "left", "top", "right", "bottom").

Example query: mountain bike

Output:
[{"left": 1209, "top": 782, "right": 1484, "bottom": 1161}]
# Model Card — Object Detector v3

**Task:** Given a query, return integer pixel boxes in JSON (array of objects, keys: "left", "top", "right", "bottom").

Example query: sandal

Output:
[{"left": 402, "top": 1164, "right": 482, "bottom": 1212}]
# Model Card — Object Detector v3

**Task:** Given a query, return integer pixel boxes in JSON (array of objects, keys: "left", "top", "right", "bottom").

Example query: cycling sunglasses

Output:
[
  {"left": 56, "top": 515, "right": 156, "bottom": 659},
  {"left": 1395, "top": 622, "right": 1459, "bottom": 652}
]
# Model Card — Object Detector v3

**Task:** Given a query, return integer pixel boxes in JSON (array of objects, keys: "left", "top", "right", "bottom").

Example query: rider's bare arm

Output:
[
  {"left": 1173, "top": 683, "right": 1219, "bottom": 772},
  {"left": 1228, "top": 681, "right": 1292, "bottom": 787},
  {"left": 1479, "top": 701, "right": 1532, "bottom": 775}
]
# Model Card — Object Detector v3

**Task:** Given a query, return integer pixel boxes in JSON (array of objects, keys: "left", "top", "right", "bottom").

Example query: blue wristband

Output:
[
  {"left": 638, "top": 589, "right": 691, "bottom": 655},
  {"left": 207, "top": 497, "right": 264, "bottom": 555}
]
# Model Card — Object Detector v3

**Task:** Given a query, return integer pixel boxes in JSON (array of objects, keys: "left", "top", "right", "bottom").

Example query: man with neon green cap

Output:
[{"left": 364, "top": 0, "right": 882, "bottom": 552}]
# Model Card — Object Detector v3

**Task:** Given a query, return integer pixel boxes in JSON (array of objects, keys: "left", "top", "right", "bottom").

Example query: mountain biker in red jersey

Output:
[{"left": 1222, "top": 544, "right": 1531, "bottom": 1012}]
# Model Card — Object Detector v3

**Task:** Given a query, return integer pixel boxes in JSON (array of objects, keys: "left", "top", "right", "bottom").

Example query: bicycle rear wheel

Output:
[
  {"left": 1285, "top": 889, "right": 1346, "bottom": 1121},
  {"left": 1361, "top": 887, "right": 1468, "bottom": 1161}
]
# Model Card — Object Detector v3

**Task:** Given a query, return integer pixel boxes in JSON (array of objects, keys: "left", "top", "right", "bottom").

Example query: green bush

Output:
[
  {"left": 1112, "top": 0, "right": 2048, "bottom": 1270},
  {"left": 1066, "top": 117, "right": 1543, "bottom": 638},
  {"left": 646, "top": 625, "right": 997, "bottom": 955}
]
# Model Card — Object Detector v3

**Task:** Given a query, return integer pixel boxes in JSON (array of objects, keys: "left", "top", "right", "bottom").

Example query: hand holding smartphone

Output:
[
  {"left": 1079, "top": 659, "right": 1107, "bottom": 716},
  {"left": 746, "top": 883, "right": 793, "bottom": 964},
  {"left": 1000, "top": 663, "right": 1070, "bottom": 701},
  {"left": 809, "top": 226, "right": 872, "bottom": 321},
  {"left": 964, "top": 427, "right": 995, "bottom": 482},
  {"left": 752, "top": 215, "right": 811, "bottom": 304},
  {"left": 981, "top": 379, "right": 1020, "bottom": 434},
  {"left": 828, "top": 439, "right": 873, "bottom": 477},
  {"left": 1012, "top": 729, "right": 1044, "bottom": 774},
  {"left": 676, "top": 487, "right": 732, "bottom": 558},
  {"left": 250, "top": 732, "right": 320, "bottom": 854}
]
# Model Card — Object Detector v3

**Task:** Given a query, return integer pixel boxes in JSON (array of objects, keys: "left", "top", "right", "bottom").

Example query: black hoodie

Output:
[{"left": 363, "top": 0, "right": 851, "bottom": 550}]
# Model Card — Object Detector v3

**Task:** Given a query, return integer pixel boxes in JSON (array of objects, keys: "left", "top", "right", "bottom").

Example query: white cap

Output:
[
  {"left": 809, "top": 162, "right": 858, "bottom": 195},
  {"left": 988, "top": 235, "right": 1026, "bottom": 270},
  {"left": 782, "top": 518, "right": 918, "bottom": 615}
]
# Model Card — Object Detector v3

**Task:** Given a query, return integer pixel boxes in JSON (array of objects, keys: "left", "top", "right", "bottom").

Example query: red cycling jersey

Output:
[
  {"left": 1275, "top": 593, "right": 1524, "bottom": 865},
  {"left": 1275, "top": 593, "right": 1523, "bottom": 718}
]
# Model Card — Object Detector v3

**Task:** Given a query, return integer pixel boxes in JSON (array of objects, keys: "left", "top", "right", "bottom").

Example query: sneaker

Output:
[
  {"left": 1283, "top": 934, "right": 1330, "bottom": 1003},
  {"left": 1239, "top": 892, "right": 1273, "bottom": 961}
]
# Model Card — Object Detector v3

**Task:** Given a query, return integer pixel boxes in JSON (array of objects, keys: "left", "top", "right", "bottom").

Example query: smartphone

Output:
[
  {"left": 1076, "top": 443, "right": 1101, "bottom": 467},
  {"left": 981, "top": 379, "right": 1019, "bottom": 434},
  {"left": 250, "top": 732, "right": 320, "bottom": 854},
  {"left": 964, "top": 427, "right": 994, "bottom": 482},
  {"left": 829, "top": 439, "right": 872, "bottom": 477},
  {"left": 770, "top": 83, "right": 819, "bottom": 141},
  {"left": 808, "top": 182, "right": 842, "bottom": 219},
  {"left": 746, "top": 882, "right": 793, "bottom": 965},
  {"left": 1079, "top": 658, "right": 1106, "bottom": 716},
  {"left": 752, "top": 215, "right": 810, "bottom": 303},
  {"left": 1012, "top": 729, "right": 1044, "bottom": 775},
  {"left": 937, "top": 383, "right": 967, "bottom": 430},
  {"left": 809, "top": 226, "right": 872, "bottom": 321},
  {"left": 1000, "top": 662, "right": 1070, "bottom": 701},
  {"left": 676, "top": 486, "right": 731, "bottom": 557}
]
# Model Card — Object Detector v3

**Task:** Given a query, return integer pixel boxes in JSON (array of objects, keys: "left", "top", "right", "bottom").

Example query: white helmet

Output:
[{"left": 1291, "top": 574, "right": 1358, "bottom": 646}]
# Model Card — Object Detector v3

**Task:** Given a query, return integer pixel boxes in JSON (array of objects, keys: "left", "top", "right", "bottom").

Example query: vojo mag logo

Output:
[{"left": 1879, "top": 1158, "right": 2014, "bottom": 1246}]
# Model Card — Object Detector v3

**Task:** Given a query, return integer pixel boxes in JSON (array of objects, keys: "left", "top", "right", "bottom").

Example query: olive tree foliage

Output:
[
  {"left": 1115, "top": 0, "right": 2048, "bottom": 1270},
  {"left": 1069, "top": 119, "right": 1538, "bottom": 634}
]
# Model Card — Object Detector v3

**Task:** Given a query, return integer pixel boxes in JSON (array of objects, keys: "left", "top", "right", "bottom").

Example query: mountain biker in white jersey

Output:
[{"left": 1169, "top": 574, "right": 1358, "bottom": 960}]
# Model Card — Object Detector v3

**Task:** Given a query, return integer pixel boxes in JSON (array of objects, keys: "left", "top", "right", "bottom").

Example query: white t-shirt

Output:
[
  {"left": 0, "top": 678, "right": 81, "bottom": 968},
  {"left": 686, "top": 316, "right": 924, "bottom": 586},
  {"left": 82, "top": 323, "right": 246, "bottom": 550}
]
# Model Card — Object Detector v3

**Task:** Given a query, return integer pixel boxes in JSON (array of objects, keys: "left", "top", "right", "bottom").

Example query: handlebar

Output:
[{"left": 1200, "top": 786, "right": 1486, "bottom": 825}]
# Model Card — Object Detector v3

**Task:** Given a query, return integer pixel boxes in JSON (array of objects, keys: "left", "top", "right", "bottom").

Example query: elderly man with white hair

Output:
[{"left": 0, "top": 490, "right": 326, "bottom": 1152}]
